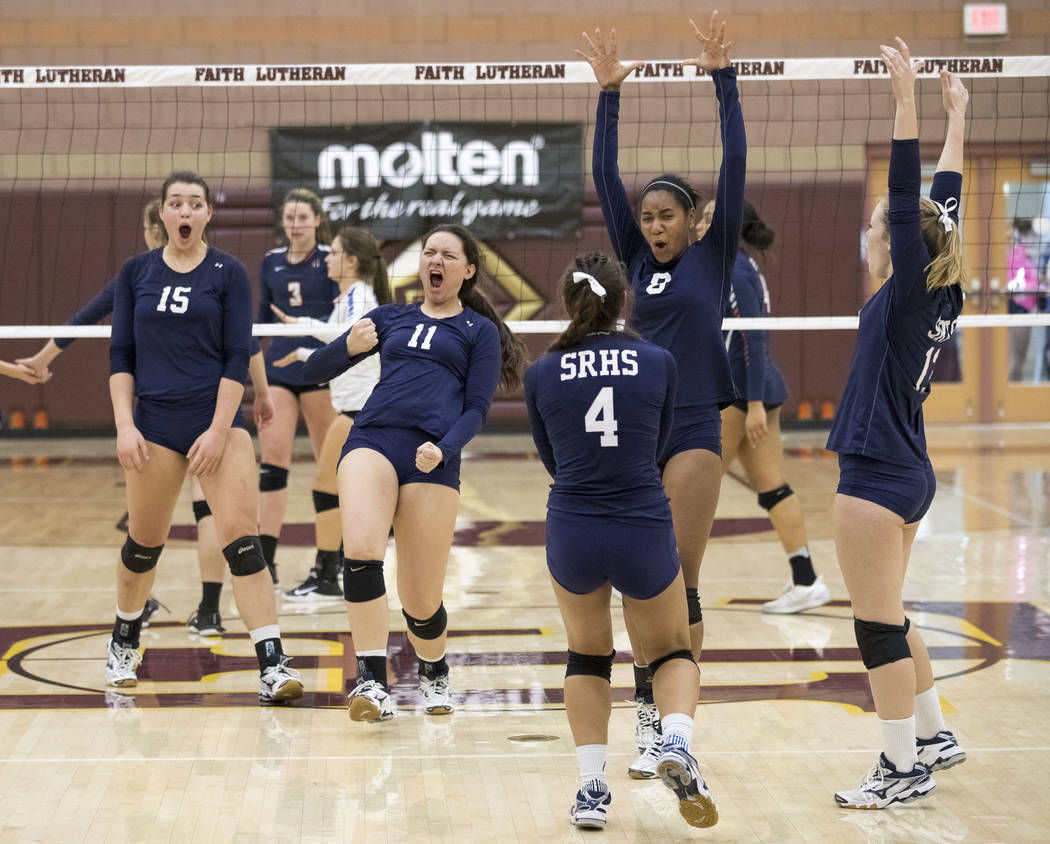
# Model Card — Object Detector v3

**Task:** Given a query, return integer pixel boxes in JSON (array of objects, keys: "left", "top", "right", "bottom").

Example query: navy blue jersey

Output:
[
  {"left": 724, "top": 250, "right": 787, "bottom": 405},
  {"left": 61, "top": 265, "right": 260, "bottom": 356},
  {"left": 525, "top": 333, "right": 677, "bottom": 524},
  {"left": 827, "top": 139, "right": 964, "bottom": 466},
  {"left": 258, "top": 245, "right": 338, "bottom": 385},
  {"left": 302, "top": 303, "right": 501, "bottom": 460},
  {"left": 109, "top": 247, "right": 252, "bottom": 402},
  {"left": 593, "top": 67, "right": 746, "bottom": 409}
]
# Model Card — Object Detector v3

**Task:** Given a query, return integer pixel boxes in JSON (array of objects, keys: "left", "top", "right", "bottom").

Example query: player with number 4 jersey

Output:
[{"left": 526, "top": 252, "right": 717, "bottom": 831}]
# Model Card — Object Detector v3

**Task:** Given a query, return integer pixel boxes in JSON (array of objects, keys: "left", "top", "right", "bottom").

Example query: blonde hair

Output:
[{"left": 875, "top": 198, "right": 968, "bottom": 291}]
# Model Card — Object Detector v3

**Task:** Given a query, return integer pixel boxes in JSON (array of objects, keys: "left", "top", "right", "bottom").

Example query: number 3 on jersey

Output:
[{"left": 585, "top": 386, "right": 619, "bottom": 447}]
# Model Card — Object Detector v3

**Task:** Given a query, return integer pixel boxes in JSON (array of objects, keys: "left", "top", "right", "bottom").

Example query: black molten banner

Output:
[{"left": 271, "top": 123, "right": 583, "bottom": 240}]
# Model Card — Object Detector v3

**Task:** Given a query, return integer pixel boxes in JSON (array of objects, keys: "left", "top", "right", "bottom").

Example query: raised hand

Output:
[
  {"left": 346, "top": 317, "right": 378, "bottom": 356},
  {"left": 880, "top": 37, "right": 920, "bottom": 103},
  {"left": 940, "top": 70, "right": 969, "bottom": 115},
  {"left": 684, "top": 12, "right": 733, "bottom": 73},
  {"left": 576, "top": 27, "right": 644, "bottom": 92}
]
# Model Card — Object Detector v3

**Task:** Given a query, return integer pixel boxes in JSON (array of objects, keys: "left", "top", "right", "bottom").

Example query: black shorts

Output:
[
  {"left": 546, "top": 511, "right": 679, "bottom": 600},
  {"left": 659, "top": 404, "right": 722, "bottom": 467},
  {"left": 135, "top": 397, "right": 246, "bottom": 456},
  {"left": 836, "top": 453, "right": 937, "bottom": 524},
  {"left": 269, "top": 378, "right": 329, "bottom": 397},
  {"left": 340, "top": 425, "right": 461, "bottom": 491}
]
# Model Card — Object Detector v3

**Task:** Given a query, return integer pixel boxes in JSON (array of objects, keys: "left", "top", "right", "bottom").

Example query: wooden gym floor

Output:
[{"left": 0, "top": 424, "right": 1047, "bottom": 842}]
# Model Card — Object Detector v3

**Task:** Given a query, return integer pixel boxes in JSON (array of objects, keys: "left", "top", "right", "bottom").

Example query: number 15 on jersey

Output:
[{"left": 585, "top": 386, "right": 619, "bottom": 447}]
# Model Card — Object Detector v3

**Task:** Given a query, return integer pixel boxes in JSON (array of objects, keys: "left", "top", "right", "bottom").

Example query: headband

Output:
[
  {"left": 572, "top": 271, "right": 607, "bottom": 300},
  {"left": 643, "top": 179, "right": 696, "bottom": 209}
]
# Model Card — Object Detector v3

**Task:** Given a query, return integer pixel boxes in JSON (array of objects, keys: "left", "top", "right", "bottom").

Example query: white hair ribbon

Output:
[
  {"left": 934, "top": 197, "right": 958, "bottom": 234},
  {"left": 572, "top": 271, "right": 607, "bottom": 300}
]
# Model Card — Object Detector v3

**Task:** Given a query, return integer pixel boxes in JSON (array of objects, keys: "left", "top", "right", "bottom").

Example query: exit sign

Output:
[{"left": 964, "top": 4, "right": 1008, "bottom": 35}]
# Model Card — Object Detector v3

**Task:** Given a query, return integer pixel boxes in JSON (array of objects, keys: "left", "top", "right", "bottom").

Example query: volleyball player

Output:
[
  {"left": 580, "top": 13, "right": 745, "bottom": 774},
  {"left": 828, "top": 42, "right": 968, "bottom": 808},
  {"left": 269, "top": 227, "right": 390, "bottom": 601},
  {"left": 702, "top": 199, "right": 831, "bottom": 614},
  {"left": 526, "top": 252, "right": 717, "bottom": 830},
  {"left": 15, "top": 200, "right": 276, "bottom": 636},
  {"left": 256, "top": 188, "right": 339, "bottom": 583},
  {"left": 106, "top": 171, "right": 301, "bottom": 704},
  {"left": 302, "top": 224, "right": 527, "bottom": 720}
]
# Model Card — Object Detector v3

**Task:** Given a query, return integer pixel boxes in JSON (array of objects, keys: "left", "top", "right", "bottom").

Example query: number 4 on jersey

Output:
[{"left": 585, "top": 386, "right": 619, "bottom": 447}]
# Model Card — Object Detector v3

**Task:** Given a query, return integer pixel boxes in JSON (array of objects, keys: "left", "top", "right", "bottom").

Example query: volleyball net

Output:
[{"left": 1, "top": 56, "right": 1049, "bottom": 417}]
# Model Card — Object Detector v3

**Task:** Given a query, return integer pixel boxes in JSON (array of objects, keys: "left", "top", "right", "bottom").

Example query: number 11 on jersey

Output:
[{"left": 585, "top": 386, "right": 619, "bottom": 447}]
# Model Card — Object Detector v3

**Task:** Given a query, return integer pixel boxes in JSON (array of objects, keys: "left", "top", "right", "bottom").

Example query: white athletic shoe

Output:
[
  {"left": 635, "top": 697, "right": 661, "bottom": 751},
  {"left": 419, "top": 672, "right": 454, "bottom": 715},
  {"left": 569, "top": 779, "right": 611, "bottom": 829},
  {"left": 348, "top": 678, "right": 397, "bottom": 722},
  {"left": 628, "top": 739, "right": 663, "bottom": 779},
  {"left": 258, "top": 657, "right": 303, "bottom": 705},
  {"left": 105, "top": 637, "right": 142, "bottom": 687},
  {"left": 657, "top": 744, "right": 719, "bottom": 828},
  {"left": 917, "top": 730, "right": 967, "bottom": 772},
  {"left": 834, "top": 753, "right": 936, "bottom": 809},
  {"left": 762, "top": 575, "right": 832, "bottom": 614}
]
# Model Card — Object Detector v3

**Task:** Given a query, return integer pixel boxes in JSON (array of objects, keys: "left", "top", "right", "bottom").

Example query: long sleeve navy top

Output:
[
  {"left": 302, "top": 302, "right": 501, "bottom": 461},
  {"left": 109, "top": 247, "right": 253, "bottom": 403},
  {"left": 724, "top": 250, "right": 787, "bottom": 405},
  {"left": 593, "top": 66, "right": 746, "bottom": 409},
  {"left": 827, "top": 139, "right": 964, "bottom": 466},
  {"left": 525, "top": 332, "right": 676, "bottom": 525}
]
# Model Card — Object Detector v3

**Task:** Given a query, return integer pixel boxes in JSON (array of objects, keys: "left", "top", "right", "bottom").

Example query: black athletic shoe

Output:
[
  {"left": 187, "top": 609, "right": 225, "bottom": 637},
  {"left": 140, "top": 596, "right": 168, "bottom": 628}
]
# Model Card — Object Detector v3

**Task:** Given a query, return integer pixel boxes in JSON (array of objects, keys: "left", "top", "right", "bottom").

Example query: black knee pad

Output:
[
  {"left": 648, "top": 649, "right": 696, "bottom": 676},
  {"left": 685, "top": 587, "right": 703, "bottom": 625},
  {"left": 757, "top": 484, "right": 793, "bottom": 511},
  {"left": 259, "top": 463, "right": 289, "bottom": 492},
  {"left": 191, "top": 499, "right": 212, "bottom": 522},
  {"left": 402, "top": 603, "right": 447, "bottom": 640},
  {"left": 343, "top": 558, "right": 385, "bottom": 602},
  {"left": 222, "top": 536, "right": 267, "bottom": 577},
  {"left": 121, "top": 536, "right": 163, "bottom": 573},
  {"left": 566, "top": 649, "right": 615, "bottom": 682},
  {"left": 854, "top": 617, "right": 912, "bottom": 669},
  {"left": 312, "top": 489, "right": 340, "bottom": 513}
]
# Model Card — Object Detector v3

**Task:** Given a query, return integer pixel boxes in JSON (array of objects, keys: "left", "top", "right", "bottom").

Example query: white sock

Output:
[
  {"left": 576, "top": 744, "right": 607, "bottom": 786},
  {"left": 880, "top": 716, "right": 917, "bottom": 771},
  {"left": 914, "top": 686, "right": 947, "bottom": 739},
  {"left": 248, "top": 624, "right": 281, "bottom": 644},
  {"left": 787, "top": 546, "right": 810, "bottom": 559},
  {"left": 115, "top": 606, "right": 143, "bottom": 621},
  {"left": 661, "top": 712, "right": 693, "bottom": 751}
]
